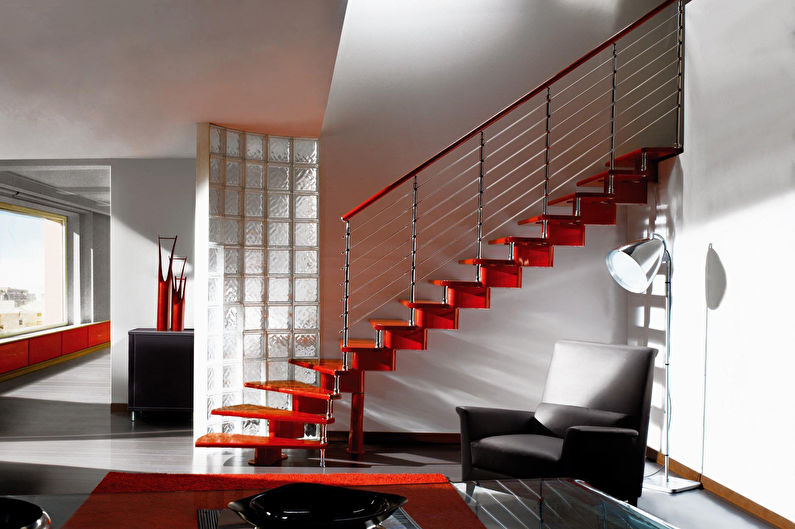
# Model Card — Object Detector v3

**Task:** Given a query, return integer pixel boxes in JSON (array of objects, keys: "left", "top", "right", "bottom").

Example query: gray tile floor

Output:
[{"left": 0, "top": 350, "right": 776, "bottom": 529}]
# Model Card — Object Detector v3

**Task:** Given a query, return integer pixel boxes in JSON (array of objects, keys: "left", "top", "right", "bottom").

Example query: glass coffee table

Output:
[{"left": 454, "top": 479, "right": 678, "bottom": 529}]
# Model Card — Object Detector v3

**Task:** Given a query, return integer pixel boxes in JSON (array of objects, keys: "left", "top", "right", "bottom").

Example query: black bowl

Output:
[
  {"left": 0, "top": 498, "right": 51, "bottom": 529},
  {"left": 228, "top": 483, "right": 408, "bottom": 529}
]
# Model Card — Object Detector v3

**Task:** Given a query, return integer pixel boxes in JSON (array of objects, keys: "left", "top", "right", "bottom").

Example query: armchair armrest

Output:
[
  {"left": 456, "top": 406, "right": 536, "bottom": 442},
  {"left": 561, "top": 426, "right": 641, "bottom": 502},
  {"left": 562, "top": 426, "right": 638, "bottom": 457}
]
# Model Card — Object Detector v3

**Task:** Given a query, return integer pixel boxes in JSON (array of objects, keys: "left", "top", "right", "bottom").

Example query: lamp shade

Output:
[{"left": 605, "top": 237, "right": 665, "bottom": 293}]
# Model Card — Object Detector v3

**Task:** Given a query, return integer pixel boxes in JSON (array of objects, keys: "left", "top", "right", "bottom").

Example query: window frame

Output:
[{"left": 0, "top": 201, "right": 69, "bottom": 340}]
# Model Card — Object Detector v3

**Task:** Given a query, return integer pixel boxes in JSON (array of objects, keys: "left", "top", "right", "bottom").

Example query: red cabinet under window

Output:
[
  {"left": 0, "top": 341, "right": 29, "bottom": 374},
  {"left": 28, "top": 333, "right": 62, "bottom": 364},
  {"left": 61, "top": 327, "right": 88, "bottom": 355},
  {"left": 88, "top": 322, "right": 110, "bottom": 346}
]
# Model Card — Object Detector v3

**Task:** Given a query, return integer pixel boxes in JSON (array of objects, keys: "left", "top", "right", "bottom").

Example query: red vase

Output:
[
  {"left": 170, "top": 256, "right": 188, "bottom": 332},
  {"left": 171, "top": 276, "right": 187, "bottom": 332},
  {"left": 157, "top": 236, "right": 177, "bottom": 331}
]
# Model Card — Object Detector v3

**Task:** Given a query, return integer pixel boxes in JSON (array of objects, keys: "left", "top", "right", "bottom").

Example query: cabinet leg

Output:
[{"left": 130, "top": 410, "right": 136, "bottom": 422}]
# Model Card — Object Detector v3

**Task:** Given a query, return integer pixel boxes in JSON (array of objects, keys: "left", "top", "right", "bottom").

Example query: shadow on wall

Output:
[{"left": 704, "top": 244, "right": 726, "bottom": 310}]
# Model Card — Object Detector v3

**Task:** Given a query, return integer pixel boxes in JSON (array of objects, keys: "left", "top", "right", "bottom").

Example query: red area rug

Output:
[
  {"left": 93, "top": 471, "right": 449, "bottom": 494},
  {"left": 66, "top": 472, "right": 485, "bottom": 529}
]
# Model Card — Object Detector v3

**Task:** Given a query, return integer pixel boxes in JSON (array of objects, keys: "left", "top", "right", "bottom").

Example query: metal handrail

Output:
[
  {"left": 618, "top": 44, "right": 679, "bottom": 88},
  {"left": 487, "top": 100, "right": 548, "bottom": 143},
  {"left": 618, "top": 11, "right": 679, "bottom": 55},
  {"left": 341, "top": 0, "right": 679, "bottom": 222},
  {"left": 416, "top": 146, "right": 481, "bottom": 188},
  {"left": 617, "top": 105, "right": 680, "bottom": 150}
]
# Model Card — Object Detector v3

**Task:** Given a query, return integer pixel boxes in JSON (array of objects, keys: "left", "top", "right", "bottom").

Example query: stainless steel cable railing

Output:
[{"left": 339, "top": 0, "right": 685, "bottom": 364}]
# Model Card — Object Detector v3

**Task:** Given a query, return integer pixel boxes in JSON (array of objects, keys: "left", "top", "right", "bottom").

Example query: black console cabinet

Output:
[{"left": 128, "top": 328, "right": 193, "bottom": 419}]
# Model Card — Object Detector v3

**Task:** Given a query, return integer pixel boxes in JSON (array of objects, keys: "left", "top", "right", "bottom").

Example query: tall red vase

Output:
[{"left": 156, "top": 236, "right": 177, "bottom": 331}]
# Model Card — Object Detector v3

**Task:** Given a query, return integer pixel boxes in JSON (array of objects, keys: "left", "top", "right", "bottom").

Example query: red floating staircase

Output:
[{"left": 196, "top": 0, "right": 686, "bottom": 465}]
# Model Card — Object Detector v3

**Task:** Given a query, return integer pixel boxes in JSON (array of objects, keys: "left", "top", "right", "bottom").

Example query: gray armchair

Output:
[{"left": 457, "top": 340, "right": 657, "bottom": 504}]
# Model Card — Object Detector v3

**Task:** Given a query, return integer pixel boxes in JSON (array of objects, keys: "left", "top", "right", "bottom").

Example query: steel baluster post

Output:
[
  {"left": 409, "top": 175, "right": 418, "bottom": 324},
  {"left": 476, "top": 131, "right": 485, "bottom": 275},
  {"left": 608, "top": 42, "right": 618, "bottom": 195},
  {"left": 542, "top": 87, "right": 551, "bottom": 238},
  {"left": 320, "top": 424, "right": 327, "bottom": 468},
  {"left": 342, "top": 220, "right": 351, "bottom": 370},
  {"left": 674, "top": 0, "right": 685, "bottom": 148}
]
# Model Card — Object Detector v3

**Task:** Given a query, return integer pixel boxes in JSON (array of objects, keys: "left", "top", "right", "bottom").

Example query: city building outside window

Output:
[{"left": 0, "top": 203, "right": 67, "bottom": 338}]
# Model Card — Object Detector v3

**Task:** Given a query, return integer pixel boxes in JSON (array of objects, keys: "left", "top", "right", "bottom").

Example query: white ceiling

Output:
[
  {"left": 3, "top": 165, "right": 111, "bottom": 206},
  {"left": 0, "top": 0, "right": 347, "bottom": 159}
]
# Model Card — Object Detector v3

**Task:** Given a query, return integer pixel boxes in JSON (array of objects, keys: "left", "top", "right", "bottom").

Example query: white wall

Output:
[
  {"left": 627, "top": 0, "right": 795, "bottom": 520},
  {"left": 320, "top": 0, "right": 664, "bottom": 432},
  {"left": 92, "top": 213, "right": 111, "bottom": 321},
  {"left": 110, "top": 159, "right": 195, "bottom": 404}
]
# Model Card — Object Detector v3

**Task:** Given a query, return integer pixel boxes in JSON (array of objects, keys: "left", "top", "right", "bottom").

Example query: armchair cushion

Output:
[
  {"left": 535, "top": 402, "right": 632, "bottom": 438},
  {"left": 471, "top": 434, "right": 564, "bottom": 477}
]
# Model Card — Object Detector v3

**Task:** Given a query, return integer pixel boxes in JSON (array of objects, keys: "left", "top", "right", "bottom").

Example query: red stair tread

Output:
[
  {"left": 339, "top": 339, "right": 393, "bottom": 352},
  {"left": 195, "top": 433, "right": 327, "bottom": 449},
  {"left": 290, "top": 358, "right": 346, "bottom": 376},
  {"left": 429, "top": 279, "right": 485, "bottom": 287},
  {"left": 577, "top": 168, "right": 644, "bottom": 187},
  {"left": 518, "top": 214, "right": 582, "bottom": 226},
  {"left": 547, "top": 192, "right": 615, "bottom": 207},
  {"left": 369, "top": 319, "right": 420, "bottom": 330},
  {"left": 459, "top": 259, "right": 518, "bottom": 266},
  {"left": 244, "top": 380, "right": 340, "bottom": 400},
  {"left": 610, "top": 147, "right": 682, "bottom": 166},
  {"left": 489, "top": 236, "right": 551, "bottom": 246},
  {"left": 211, "top": 404, "right": 332, "bottom": 424},
  {"left": 613, "top": 148, "right": 643, "bottom": 164},
  {"left": 399, "top": 299, "right": 450, "bottom": 309}
]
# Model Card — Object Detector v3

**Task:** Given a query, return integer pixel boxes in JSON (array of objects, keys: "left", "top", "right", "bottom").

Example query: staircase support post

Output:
[
  {"left": 319, "top": 424, "right": 328, "bottom": 468},
  {"left": 342, "top": 220, "right": 351, "bottom": 370},
  {"left": 477, "top": 131, "right": 485, "bottom": 275},
  {"left": 477, "top": 131, "right": 485, "bottom": 257},
  {"left": 608, "top": 42, "right": 618, "bottom": 194},
  {"left": 409, "top": 175, "right": 418, "bottom": 323},
  {"left": 542, "top": 86, "right": 551, "bottom": 238},
  {"left": 348, "top": 391, "right": 365, "bottom": 456}
]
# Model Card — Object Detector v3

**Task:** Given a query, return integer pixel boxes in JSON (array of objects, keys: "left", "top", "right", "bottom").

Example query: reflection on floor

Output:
[{"left": 1, "top": 349, "right": 775, "bottom": 529}]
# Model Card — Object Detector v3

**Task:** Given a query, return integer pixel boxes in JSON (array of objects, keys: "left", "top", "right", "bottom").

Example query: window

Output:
[{"left": 0, "top": 203, "right": 67, "bottom": 338}]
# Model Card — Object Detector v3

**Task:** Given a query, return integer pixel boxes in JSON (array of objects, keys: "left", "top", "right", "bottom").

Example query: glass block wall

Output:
[{"left": 206, "top": 125, "right": 320, "bottom": 435}]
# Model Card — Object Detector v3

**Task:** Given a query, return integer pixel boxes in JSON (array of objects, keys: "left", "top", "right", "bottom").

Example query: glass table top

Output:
[
  {"left": 16, "top": 477, "right": 680, "bottom": 529},
  {"left": 454, "top": 479, "right": 679, "bottom": 529}
]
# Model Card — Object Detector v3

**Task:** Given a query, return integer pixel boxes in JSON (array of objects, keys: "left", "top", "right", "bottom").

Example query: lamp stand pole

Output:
[{"left": 644, "top": 237, "right": 701, "bottom": 494}]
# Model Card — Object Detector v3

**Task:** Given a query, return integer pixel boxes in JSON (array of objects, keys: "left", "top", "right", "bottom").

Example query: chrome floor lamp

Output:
[{"left": 606, "top": 233, "right": 701, "bottom": 493}]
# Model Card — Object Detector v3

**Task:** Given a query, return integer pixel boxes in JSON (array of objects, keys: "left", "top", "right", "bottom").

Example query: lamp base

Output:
[{"left": 643, "top": 473, "right": 702, "bottom": 494}]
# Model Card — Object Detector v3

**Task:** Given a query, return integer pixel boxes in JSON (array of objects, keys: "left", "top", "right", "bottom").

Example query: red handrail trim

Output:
[{"left": 342, "top": 0, "right": 678, "bottom": 221}]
